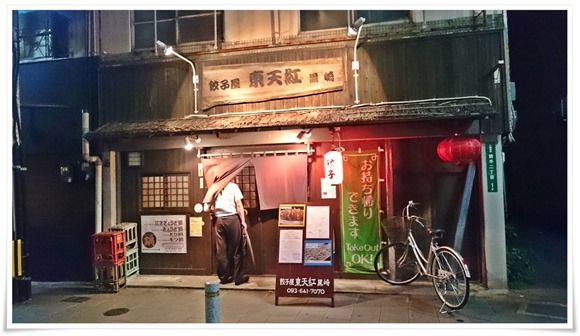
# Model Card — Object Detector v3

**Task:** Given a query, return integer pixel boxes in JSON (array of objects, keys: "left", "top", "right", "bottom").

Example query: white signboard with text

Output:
[{"left": 140, "top": 215, "right": 187, "bottom": 254}]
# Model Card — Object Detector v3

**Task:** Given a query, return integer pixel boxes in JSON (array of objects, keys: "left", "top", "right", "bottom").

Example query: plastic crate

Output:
[
  {"left": 125, "top": 246, "right": 139, "bottom": 280},
  {"left": 94, "top": 263, "right": 126, "bottom": 292},
  {"left": 92, "top": 231, "right": 125, "bottom": 265},
  {"left": 109, "top": 222, "right": 138, "bottom": 250}
]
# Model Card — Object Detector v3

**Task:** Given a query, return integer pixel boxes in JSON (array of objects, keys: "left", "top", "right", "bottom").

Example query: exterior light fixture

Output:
[
  {"left": 296, "top": 129, "right": 312, "bottom": 141},
  {"left": 194, "top": 135, "right": 201, "bottom": 143},
  {"left": 184, "top": 137, "right": 194, "bottom": 150},
  {"left": 348, "top": 17, "right": 365, "bottom": 105},
  {"left": 348, "top": 17, "right": 365, "bottom": 36},
  {"left": 156, "top": 40, "right": 199, "bottom": 115}
]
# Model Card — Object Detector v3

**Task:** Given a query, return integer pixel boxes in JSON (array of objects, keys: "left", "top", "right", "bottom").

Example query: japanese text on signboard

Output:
[
  {"left": 340, "top": 150, "right": 381, "bottom": 274},
  {"left": 202, "top": 58, "right": 344, "bottom": 109}
]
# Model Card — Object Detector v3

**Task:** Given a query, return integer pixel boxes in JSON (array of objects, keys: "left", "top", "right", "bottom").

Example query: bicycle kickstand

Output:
[{"left": 439, "top": 303, "right": 461, "bottom": 314}]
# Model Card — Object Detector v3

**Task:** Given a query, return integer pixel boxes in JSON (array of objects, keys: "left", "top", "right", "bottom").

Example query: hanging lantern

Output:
[
  {"left": 437, "top": 137, "right": 481, "bottom": 166},
  {"left": 324, "top": 149, "right": 343, "bottom": 185}
]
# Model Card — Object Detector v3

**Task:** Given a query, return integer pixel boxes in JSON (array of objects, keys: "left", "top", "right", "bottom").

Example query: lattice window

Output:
[
  {"left": 233, "top": 166, "right": 258, "bottom": 209},
  {"left": 141, "top": 174, "right": 190, "bottom": 209}
]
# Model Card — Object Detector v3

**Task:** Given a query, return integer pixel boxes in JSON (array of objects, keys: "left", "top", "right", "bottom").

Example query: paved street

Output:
[
  {"left": 9, "top": 227, "right": 571, "bottom": 335},
  {"left": 9, "top": 276, "right": 569, "bottom": 334}
]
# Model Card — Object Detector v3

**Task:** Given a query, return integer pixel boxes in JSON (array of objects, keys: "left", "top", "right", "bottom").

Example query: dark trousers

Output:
[{"left": 214, "top": 215, "right": 244, "bottom": 284}]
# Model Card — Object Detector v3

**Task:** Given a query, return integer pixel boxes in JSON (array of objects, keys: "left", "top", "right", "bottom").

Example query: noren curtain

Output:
[{"left": 201, "top": 155, "right": 307, "bottom": 209}]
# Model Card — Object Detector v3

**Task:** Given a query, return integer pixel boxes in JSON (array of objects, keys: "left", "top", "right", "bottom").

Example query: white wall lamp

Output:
[
  {"left": 184, "top": 135, "right": 201, "bottom": 150},
  {"left": 296, "top": 129, "right": 312, "bottom": 141},
  {"left": 348, "top": 17, "right": 365, "bottom": 105},
  {"left": 156, "top": 40, "right": 199, "bottom": 116},
  {"left": 184, "top": 136, "right": 194, "bottom": 150}
]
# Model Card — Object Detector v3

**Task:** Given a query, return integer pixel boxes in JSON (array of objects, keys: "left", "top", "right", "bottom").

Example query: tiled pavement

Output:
[{"left": 10, "top": 274, "right": 570, "bottom": 329}]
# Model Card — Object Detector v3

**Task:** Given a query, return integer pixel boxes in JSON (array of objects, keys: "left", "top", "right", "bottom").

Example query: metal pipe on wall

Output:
[{"left": 82, "top": 109, "right": 103, "bottom": 233}]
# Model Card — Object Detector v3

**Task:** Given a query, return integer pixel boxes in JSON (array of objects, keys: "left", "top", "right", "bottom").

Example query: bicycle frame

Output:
[
  {"left": 399, "top": 202, "right": 447, "bottom": 281},
  {"left": 402, "top": 220, "right": 440, "bottom": 279},
  {"left": 376, "top": 200, "right": 471, "bottom": 313}
]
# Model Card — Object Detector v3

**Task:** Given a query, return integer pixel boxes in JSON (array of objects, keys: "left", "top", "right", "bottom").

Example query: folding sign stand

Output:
[{"left": 275, "top": 203, "right": 335, "bottom": 307}]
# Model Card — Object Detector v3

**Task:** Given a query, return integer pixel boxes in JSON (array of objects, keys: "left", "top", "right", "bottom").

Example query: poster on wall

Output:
[
  {"left": 140, "top": 215, "right": 187, "bottom": 254},
  {"left": 339, "top": 150, "right": 381, "bottom": 273}
]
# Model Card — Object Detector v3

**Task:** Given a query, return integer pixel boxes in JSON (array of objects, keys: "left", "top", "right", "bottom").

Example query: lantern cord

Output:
[
  {"left": 330, "top": 128, "right": 345, "bottom": 152},
  {"left": 330, "top": 130, "right": 335, "bottom": 150}
]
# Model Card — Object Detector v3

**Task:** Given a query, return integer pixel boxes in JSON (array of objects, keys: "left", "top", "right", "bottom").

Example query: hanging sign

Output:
[
  {"left": 202, "top": 58, "right": 344, "bottom": 109},
  {"left": 324, "top": 150, "right": 343, "bottom": 185},
  {"left": 339, "top": 150, "right": 381, "bottom": 274}
]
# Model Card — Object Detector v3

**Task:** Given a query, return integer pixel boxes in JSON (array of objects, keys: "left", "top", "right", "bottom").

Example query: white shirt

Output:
[{"left": 214, "top": 182, "right": 244, "bottom": 217}]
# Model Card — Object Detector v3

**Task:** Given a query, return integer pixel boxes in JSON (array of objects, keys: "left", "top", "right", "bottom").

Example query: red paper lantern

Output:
[{"left": 437, "top": 137, "right": 481, "bottom": 166}]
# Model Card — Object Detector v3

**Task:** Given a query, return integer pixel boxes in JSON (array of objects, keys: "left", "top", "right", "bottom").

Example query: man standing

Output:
[{"left": 213, "top": 181, "right": 250, "bottom": 285}]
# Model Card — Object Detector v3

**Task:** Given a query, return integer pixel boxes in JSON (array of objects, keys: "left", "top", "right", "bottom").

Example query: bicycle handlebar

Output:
[{"left": 403, "top": 200, "right": 426, "bottom": 228}]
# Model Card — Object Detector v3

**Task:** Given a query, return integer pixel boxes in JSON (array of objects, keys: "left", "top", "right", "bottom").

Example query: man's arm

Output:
[{"left": 235, "top": 199, "right": 247, "bottom": 229}]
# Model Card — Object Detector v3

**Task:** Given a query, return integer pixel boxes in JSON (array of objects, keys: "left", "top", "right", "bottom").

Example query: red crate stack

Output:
[
  {"left": 92, "top": 231, "right": 126, "bottom": 292},
  {"left": 93, "top": 231, "right": 126, "bottom": 264}
]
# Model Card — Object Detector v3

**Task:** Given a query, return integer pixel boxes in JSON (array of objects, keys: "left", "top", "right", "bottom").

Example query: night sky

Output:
[{"left": 504, "top": 10, "right": 567, "bottom": 231}]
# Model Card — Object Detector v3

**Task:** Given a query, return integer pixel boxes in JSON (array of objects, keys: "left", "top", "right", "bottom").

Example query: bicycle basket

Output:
[{"left": 381, "top": 216, "right": 408, "bottom": 244}]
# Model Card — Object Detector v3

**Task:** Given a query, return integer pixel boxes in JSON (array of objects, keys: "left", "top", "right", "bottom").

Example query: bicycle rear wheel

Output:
[
  {"left": 374, "top": 242, "right": 420, "bottom": 285},
  {"left": 431, "top": 246, "right": 470, "bottom": 309}
]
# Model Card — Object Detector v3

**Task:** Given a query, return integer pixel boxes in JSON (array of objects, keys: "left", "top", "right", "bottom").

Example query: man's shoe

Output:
[
  {"left": 235, "top": 276, "right": 250, "bottom": 285},
  {"left": 220, "top": 276, "right": 233, "bottom": 285}
]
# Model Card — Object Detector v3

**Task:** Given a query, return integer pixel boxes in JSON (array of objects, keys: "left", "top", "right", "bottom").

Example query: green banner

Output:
[{"left": 340, "top": 150, "right": 381, "bottom": 274}]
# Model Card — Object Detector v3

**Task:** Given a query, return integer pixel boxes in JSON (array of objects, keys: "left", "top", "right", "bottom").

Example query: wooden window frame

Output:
[
  {"left": 133, "top": 10, "right": 223, "bottom": 50},
  {"left": 141, "top": 173, "right": 191, "bottom": 211},
  {"left": 233, "top": 165, "right": 259, "bottom": 209}
]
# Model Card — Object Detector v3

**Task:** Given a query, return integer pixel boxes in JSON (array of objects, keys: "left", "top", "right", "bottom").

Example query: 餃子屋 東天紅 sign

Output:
[{"left": 202, "top": 58, "right": 344, "bottom": 109}]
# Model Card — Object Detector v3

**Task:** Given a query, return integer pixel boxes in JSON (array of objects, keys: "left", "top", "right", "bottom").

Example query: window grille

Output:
[
  {"left": 233, "top": 166, "right": 258, "bottom": 209},
  {"left": 17, "top": 10, "right": 70, "bottom": 60},
  {"left": 141, "top": 174, "right": 190, "bottom": 209}
]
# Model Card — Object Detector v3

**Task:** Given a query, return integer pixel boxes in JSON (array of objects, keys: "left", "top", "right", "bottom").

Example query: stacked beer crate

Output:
[
  {"left": 109, "top": 222, "right": 139, "bottom": 281},
  {"left": 92, "top": 231, "right": 126, "bottom": 292}
]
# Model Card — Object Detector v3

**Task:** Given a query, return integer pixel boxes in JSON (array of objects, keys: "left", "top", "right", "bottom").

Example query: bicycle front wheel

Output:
[
  {"left": 374, "top": 242, "right": 420, "bottom": 285},
  {"left": 431, "top": 246, "right": 470, "bottom": 309}
]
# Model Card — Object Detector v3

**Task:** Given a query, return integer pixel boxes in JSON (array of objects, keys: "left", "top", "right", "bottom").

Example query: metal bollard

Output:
[{"left": 205, "top": 280, "right": 220, "bottom": 323}]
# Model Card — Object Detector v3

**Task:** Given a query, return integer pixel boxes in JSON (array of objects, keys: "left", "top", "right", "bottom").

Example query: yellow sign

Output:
[
  {"left": 189, "top": 217, "right": 204, "bottom": 237},
  {"left": 202, "top": 57, "right": 344, "bottom": 109}
]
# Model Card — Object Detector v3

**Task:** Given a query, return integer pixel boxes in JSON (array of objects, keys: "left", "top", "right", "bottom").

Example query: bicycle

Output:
[{"left": 373, "top": 200, "right": 471, "bottom": 313}]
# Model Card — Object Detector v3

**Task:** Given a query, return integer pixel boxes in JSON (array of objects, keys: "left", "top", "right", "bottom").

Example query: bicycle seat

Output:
[{"left": 431, "top": 229, "right": 445, "bottom": 239}]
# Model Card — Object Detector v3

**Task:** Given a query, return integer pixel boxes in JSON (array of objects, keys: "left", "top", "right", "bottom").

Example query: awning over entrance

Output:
[{"left": 86, "top": 97, "right": 496, "bottom": 140}]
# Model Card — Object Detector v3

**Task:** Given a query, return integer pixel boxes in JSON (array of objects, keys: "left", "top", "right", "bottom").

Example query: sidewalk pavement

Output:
[{"left": 9, "top": 274, "right": 570, "bottom": 332}]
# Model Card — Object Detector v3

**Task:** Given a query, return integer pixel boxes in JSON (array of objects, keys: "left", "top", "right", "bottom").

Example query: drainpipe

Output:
[{"left": 82, "top": 109, "right": 103, "bottom": 233}]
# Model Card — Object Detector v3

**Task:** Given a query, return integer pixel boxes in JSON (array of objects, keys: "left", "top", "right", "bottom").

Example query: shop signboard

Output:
[
  {"left": 275, "top": 203, "right": 334, "bottom": 307},
  {"left": 202, "top": 58, "right": 344, "bottom": 109}
]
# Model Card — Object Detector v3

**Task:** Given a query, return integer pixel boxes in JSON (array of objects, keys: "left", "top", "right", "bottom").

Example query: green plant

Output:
[{"left": 505, "top": 222, "right": 537, "bottom": 288}]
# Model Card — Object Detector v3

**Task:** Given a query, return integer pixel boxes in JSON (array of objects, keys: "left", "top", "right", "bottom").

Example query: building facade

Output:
[{"left": 14, "top": 9, "right": 515, "bottom": 290}]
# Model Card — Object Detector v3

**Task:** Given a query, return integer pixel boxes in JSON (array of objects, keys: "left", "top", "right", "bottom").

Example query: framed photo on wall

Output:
[{"left": 278, "top": 204, "right": 306, "bottom": 227}]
